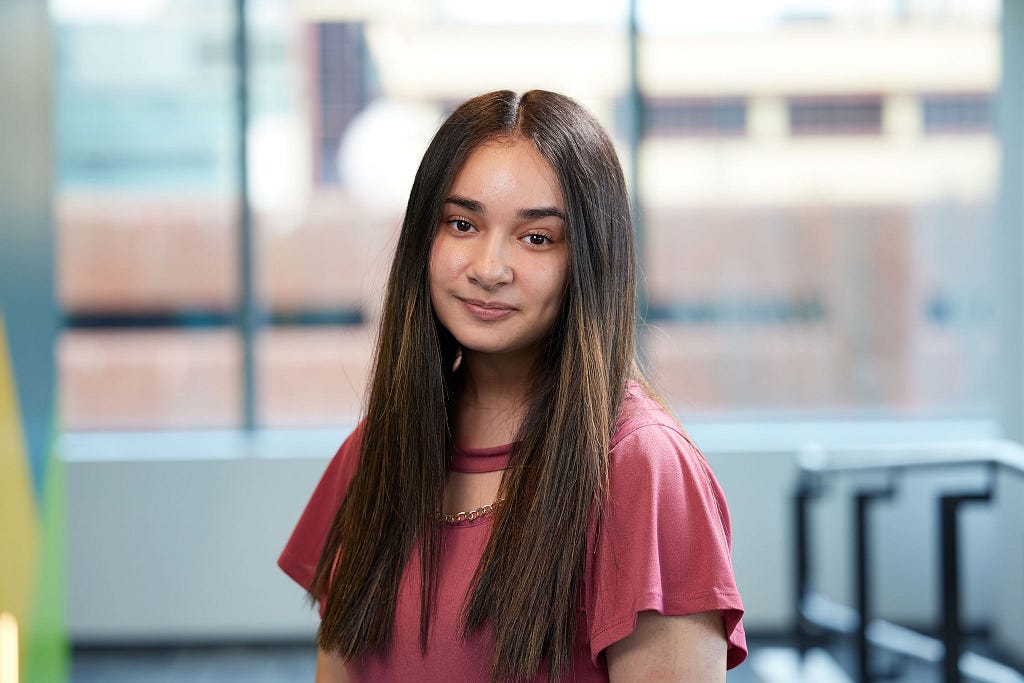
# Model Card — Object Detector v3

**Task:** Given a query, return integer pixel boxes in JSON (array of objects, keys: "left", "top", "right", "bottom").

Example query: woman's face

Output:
[{"left": 429, "top": 137, "right": 569, "bottom": 364}]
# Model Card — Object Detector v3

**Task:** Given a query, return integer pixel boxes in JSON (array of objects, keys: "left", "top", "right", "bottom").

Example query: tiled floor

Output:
[
  {"left": 63, "top": 645, "right": 903, "bottom": 683},
  {"left": 72, "top": 644, "right": 317, "bottom": 683},
  {"left": 72, "top": 643, "right": 767, "bottom": 682},
  {"left": 70, "top": 643, "right": 1015, "bottom": 683}
]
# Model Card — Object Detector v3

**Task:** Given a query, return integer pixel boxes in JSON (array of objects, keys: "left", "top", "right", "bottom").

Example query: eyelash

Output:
[
  {"left": 447, "top": 217, "right": 475, "bottom": 233},
  {"left": 523, "top": 233, "right": 552, "bottom": 246},
  {"left": 444, "top": 217, "right": 554, "bottom": 246}
]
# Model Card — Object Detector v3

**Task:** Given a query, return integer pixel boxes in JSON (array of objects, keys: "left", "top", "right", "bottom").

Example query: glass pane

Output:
[
  {"left": 256, "top": 326, "right": 373, "bottom": 428},
  {"left": 54, "top": 1, "right": 238, "bottom": 428},
  {"left": 59, "top": 330, "right": 241, "bottom": 430},
  {"left": 251, "top": 0, "right": 629, "bottom": 426},
  {"left": 55, "top": 2, "right": 237, "bottom": 310},
  {"left": 638, "top": 1, "right": 999, "bottom": 416}
]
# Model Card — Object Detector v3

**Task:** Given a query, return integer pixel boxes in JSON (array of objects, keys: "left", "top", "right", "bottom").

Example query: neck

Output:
[
  {"left": 454, "top": 349, "right": 535, "bottom": 447},
  {"left": 459, "top": 349, "right": 534, "bottom": 408}
]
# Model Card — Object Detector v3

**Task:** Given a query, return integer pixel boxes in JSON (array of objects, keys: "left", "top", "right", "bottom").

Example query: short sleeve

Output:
[
  {"left": 586, "top": 422, "right": 747, "bottom": 669},
  {"left": 277, "top": 422, "right": 365, "bottom": 616}
]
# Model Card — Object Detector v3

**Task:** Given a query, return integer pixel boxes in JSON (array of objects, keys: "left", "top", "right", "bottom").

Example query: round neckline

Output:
[{"left": 450, "top": 441, "right": 513, "bottom": 473}]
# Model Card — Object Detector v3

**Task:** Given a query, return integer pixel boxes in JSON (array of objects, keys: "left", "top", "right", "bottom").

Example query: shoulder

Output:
[
  {"left": 612, "top": 381, "right": 682, "bottom": 443},
  {"left": 335, "top": 419, "right": 367, "bottom": 469},
  {"left": 586, "top": 383, "right": 747, "bottom": 668},
  {"left": 277, "top": 419, "right": 368, "bottom": 594},
  {"left": 315, "top": 419, "right": 367, "bottom": 500},
  {"left": 610, "top": 381, "right": 702, "bottom": 473},
  {"left": 606, "top": 381, "right": 730, "bottom": 538}
]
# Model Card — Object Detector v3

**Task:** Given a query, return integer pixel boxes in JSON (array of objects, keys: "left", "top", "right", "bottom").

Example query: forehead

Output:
[{"left": 449, "top": 138, "right": 564, "bottom": 209}]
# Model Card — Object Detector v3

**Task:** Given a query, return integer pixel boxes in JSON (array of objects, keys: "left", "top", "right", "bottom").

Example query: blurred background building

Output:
[
  {"left": 53, "top": 0, "right": 1001, "bottom": 428},
  {"left": 1, "top": 0, "right": 1022, "bottom": 681}
]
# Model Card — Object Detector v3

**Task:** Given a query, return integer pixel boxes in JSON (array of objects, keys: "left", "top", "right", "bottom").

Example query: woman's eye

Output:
[
  {"left": 524, "top": 234, "right": 550, "bottom": 246},
  {"left": 448, "top": 219, "right": 474, "bottom": 233}
]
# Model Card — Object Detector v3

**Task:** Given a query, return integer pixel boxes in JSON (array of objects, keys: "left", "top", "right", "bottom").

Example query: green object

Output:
[{"left": 24, "top": 421, "right": 68, "bottom": 683}]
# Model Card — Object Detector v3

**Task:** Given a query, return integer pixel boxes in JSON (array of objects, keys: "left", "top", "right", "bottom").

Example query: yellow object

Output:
[
  {"left": 0, "top": 612, "right": 18, "bottom": 683},
  {"left": 0, "top": 315, "right": 40, "bottom": 635}
]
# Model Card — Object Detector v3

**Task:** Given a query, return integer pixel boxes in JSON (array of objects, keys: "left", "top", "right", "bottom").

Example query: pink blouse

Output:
[{"left": 278, "top": 382, "right": 746, "bottom": 680}]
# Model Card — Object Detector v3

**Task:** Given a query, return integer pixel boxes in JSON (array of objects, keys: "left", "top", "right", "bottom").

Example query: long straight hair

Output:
[{"left": 309, "top": 90, "right": 638, "bottom": 680}]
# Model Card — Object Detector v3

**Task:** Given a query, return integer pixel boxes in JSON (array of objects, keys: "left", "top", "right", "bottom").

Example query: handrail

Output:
[
  {"left": 798, "top": 438, "right": 1024, "bottom": 477},
  {"left": 793, "top": 438, "right": 1024, "bottom": 683}
]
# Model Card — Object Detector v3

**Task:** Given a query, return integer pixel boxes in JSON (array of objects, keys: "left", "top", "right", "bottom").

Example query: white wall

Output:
[
  {"left": 65, "top": 445, "right": 799, "bottom": 641},
  {"left": 66, "top": 455, "right": 324, "bottom": 641},
  {"left": 64, "top": 425, "right": 1022, "bottom": 657}
]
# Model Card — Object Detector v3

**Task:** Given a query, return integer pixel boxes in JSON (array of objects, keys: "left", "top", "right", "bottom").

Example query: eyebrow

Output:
[{"left": 445, "top": 195, "right": 566, "bottom": 222}]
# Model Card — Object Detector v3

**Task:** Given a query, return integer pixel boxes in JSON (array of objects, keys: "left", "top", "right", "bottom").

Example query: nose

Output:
[{"left": 467, "top": 233, "right": 511, "bottom": 291}]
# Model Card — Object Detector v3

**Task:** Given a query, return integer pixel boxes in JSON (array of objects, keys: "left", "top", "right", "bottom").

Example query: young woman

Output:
[{"left": 278, "top": 90, "right": 746, "bottom": 682}]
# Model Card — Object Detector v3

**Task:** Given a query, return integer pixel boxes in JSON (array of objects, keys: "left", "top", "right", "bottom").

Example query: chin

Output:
[
  {"left": 455, "top": 340, "right": 518, "bottom": 357},
  {"left": 451, "top": 335, "right": 531, "bottom": 360}
]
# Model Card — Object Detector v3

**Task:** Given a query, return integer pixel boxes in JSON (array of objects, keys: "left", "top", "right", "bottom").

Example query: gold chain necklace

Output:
[{"left": 437, "top": 499, "right": 503, "bottom": 525}]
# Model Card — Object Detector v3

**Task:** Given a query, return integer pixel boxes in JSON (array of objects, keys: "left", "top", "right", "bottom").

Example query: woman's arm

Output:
[
  {"left": 605, "top": 610, "right": 727, "bottom": 682},
  {"left": 315, "top": 648, "right": 349, "bottom": 683}
]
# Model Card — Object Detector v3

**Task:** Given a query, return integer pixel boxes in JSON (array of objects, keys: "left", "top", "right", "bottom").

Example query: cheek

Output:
[
  {"left": 427, "top": 243, "right": 446, "bottom": 318},
  {"left": 543, "top": 259, "right": 570, "bottom": 305},
  {"left": 428, "top": 239, "right": 450, "bottom": 289},
  {"left": 427, "top": 240, "right": 440, "bottom": 287},
  {"left": 428, "top": 237, "right": 464, "bottom": 282}
]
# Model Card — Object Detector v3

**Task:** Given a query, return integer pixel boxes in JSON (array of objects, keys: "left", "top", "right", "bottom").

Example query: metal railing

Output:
[{"left": 794, "top": 439, "right": 1024, "bottom": 683}]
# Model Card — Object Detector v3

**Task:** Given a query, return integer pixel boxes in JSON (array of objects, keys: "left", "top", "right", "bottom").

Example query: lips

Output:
[{"left": 457, "top": 297, "right": 516, "bottom": 322}]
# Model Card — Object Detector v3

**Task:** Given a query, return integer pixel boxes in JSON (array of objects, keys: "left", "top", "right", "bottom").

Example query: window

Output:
[
  {"left": 55, "top": 1, "right": 1001, "bottom": 428},
  {"left": 922, "top": 93, "right": 992, "bottom": 134},
  {"left": 55, "top": 4, "right": 240, "bottom": 429},
  {"left": 643, "top": 97, "right": 747, "bottom": 137},
  {"left": 788, "top": 95, "right": 883, "bottom": 136},
  {"left": 314, "top": 22, "right": 369, "bottom": 185}
]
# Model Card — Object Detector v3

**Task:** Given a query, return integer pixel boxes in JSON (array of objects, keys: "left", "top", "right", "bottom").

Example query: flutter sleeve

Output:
[
  {"left": 585, "top": 422, "right": 747, "bottom": 669},
  {"left": 277, "top": 422, "right": 364, "bottom": 614}
]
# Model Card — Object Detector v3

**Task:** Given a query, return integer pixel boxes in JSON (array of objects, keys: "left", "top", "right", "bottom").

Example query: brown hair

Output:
[{"left": 310, "top": 90, "right": 638, "bottom": 680}]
